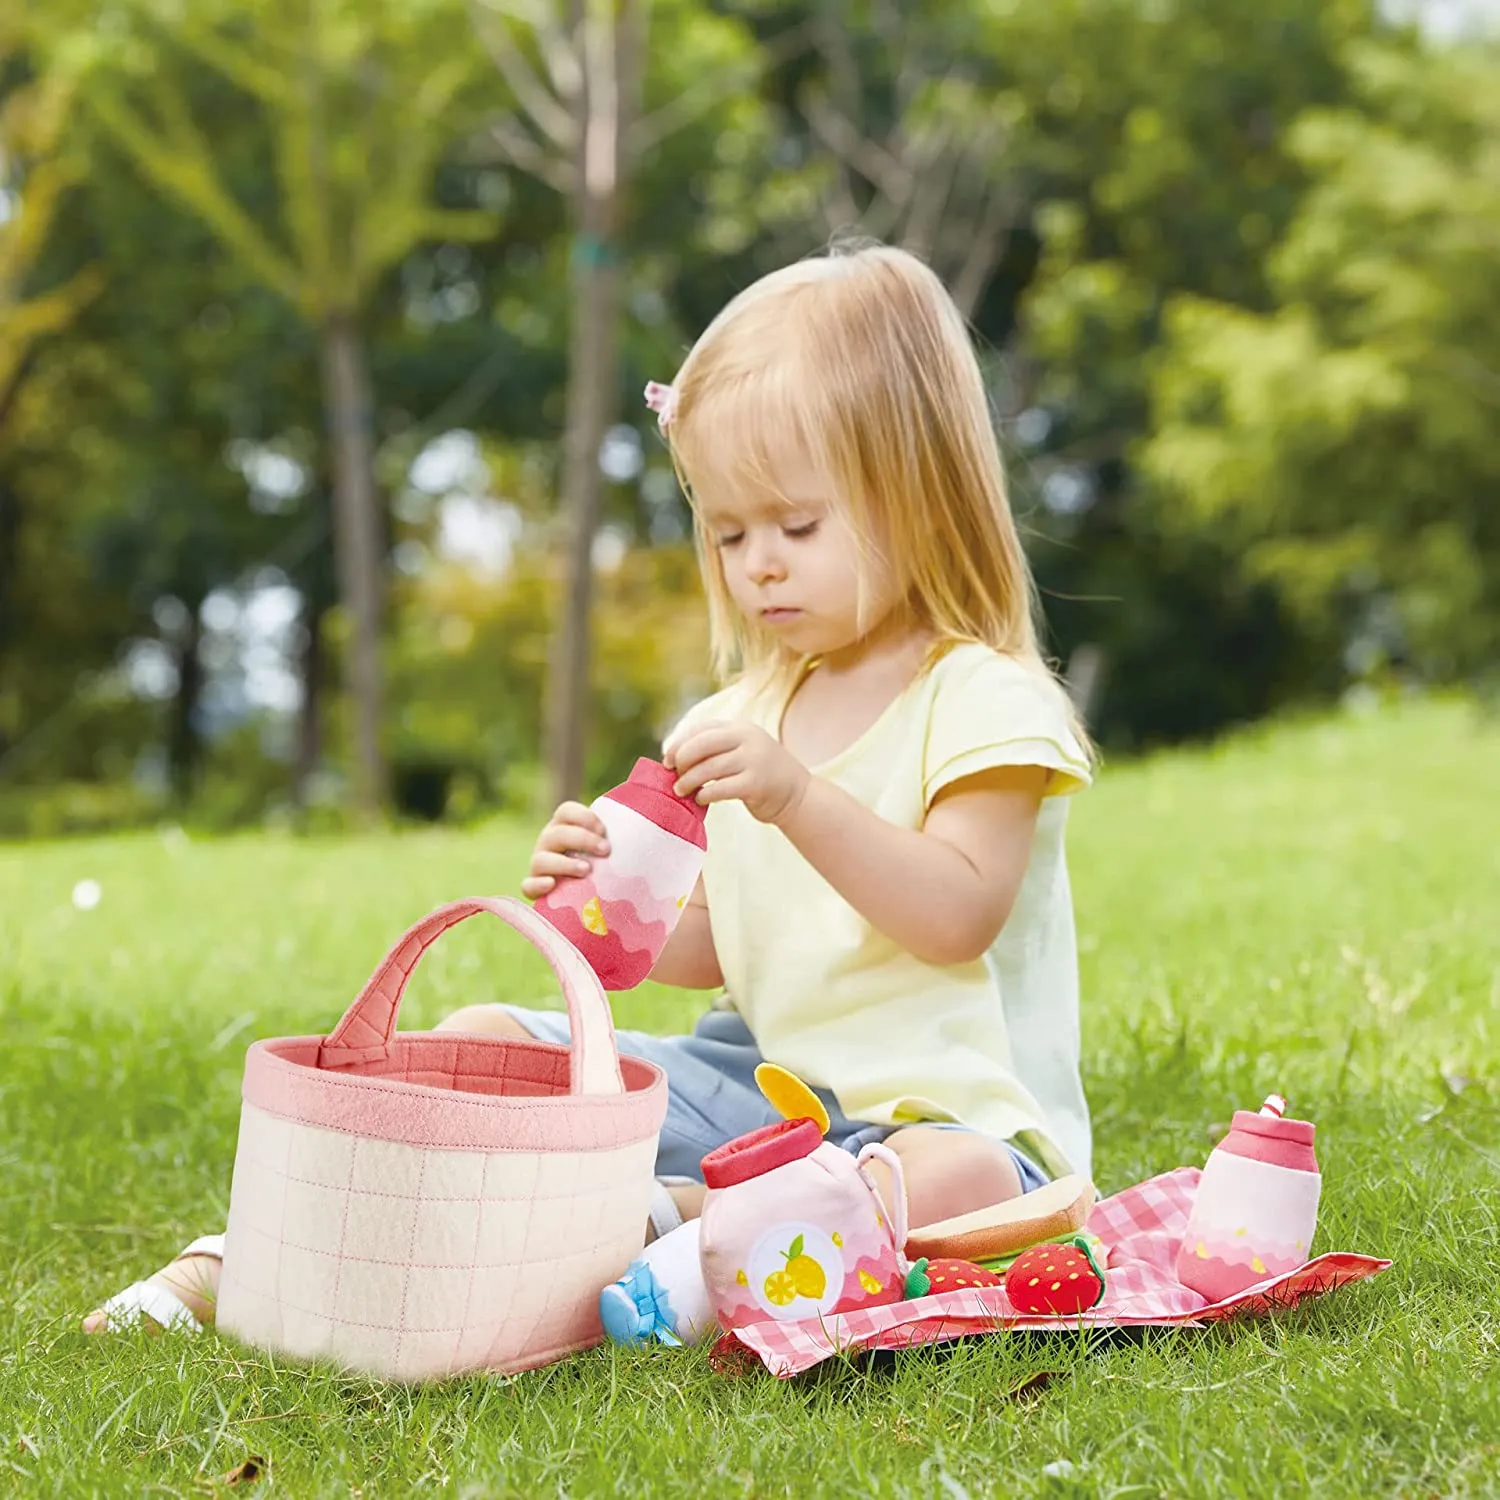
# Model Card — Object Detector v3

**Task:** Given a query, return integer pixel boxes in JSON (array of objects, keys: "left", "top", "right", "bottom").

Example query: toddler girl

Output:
[{"left": 86, "top": 242, "right": 1093, "bottom": 1338}]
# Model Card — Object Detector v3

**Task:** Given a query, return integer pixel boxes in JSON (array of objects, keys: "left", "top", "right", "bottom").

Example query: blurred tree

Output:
[
  {"left": 388, "top": 536, "right": 704, "bottom": 814},
  {"left": 0, "top": 27, "right": 107, "bottom": 772},
  {"left": 0, "top": 26, "right": 107, "bottom": 766},
  {"left": 1144, "top": 40, "right": 1500, "bottom": 684},
  {"left": 1001, "top": 0, "right": 1381, "bottom": 744},
  {"left": 472, "top": 0, "right": 772, "bottom": 807},
  {"left": 0, "top": 26, "right": 104, "bottom": 422},
  {"left": 0, "top": 338, "right": 141, "bottom": 784},
  {"left": 7, "top": 0, "right": 1483, "bottom": 827},
  {"left": 47, "top": 0, "right": 501, "bottom": 816},
  {"left": 790, "top": 0, "right": 1024, "bottom": 317},
  {"left": 2, "top": 15, "right": 326, "bottom": 800}
]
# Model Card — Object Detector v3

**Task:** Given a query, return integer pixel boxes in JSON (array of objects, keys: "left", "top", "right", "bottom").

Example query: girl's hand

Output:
[
  {"left": 521, "top": 802, "right": 610, "bottom": 900},
  {"left": 664, "top": 720, "right": 810, "bottom": 826}
]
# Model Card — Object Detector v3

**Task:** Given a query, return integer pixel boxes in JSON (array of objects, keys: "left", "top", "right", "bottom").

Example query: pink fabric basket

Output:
[{"left": 217, "top": 896, "right": 667, "bottom": 1381}]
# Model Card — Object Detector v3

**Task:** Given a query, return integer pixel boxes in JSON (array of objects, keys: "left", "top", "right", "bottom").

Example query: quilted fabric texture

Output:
[
  {"left": 724, "top": 1166, "right": 1392, "bottom": 1378},
  {"left": 216, "top": 896, "right": 667, "bottom": 1381},
  {"left": 219, "top": 1103, "right": 658, "bottom": 1380}
]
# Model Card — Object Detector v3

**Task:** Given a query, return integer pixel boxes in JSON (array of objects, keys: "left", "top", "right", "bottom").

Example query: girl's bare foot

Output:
[{"left": 81, "top": 1249, "right": 221, "bottom": 1334}]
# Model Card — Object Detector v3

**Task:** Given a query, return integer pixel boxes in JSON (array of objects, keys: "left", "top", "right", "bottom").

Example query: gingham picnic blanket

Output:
[{"left": 720, "top": 1167, "right": 1391, "bottom": 1378}]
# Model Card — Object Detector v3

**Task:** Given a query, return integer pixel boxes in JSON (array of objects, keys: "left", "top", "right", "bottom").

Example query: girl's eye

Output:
[
  {"left": 716, "top": 531, "right": 745, "bottom": 548},
  {"left": 783, "top": 521, "right": 819, "bottom": 540}
]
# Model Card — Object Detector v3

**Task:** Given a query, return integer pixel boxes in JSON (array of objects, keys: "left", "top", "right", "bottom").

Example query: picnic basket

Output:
[{"left": 217, "top": 896, "right": 666, "bottom": 1380}]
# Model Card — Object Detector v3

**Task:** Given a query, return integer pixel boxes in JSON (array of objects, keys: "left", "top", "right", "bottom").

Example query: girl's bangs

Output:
[{"left": 673, "top": 357, "right": 832, "bottom": 519}]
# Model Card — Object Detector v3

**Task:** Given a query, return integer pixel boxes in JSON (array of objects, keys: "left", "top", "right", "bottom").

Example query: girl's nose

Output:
[{"left": 744, "top": 531, "right": 786, "bottom": 583}]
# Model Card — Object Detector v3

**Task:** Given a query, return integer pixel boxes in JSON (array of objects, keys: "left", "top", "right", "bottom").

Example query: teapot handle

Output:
[{"left": 855, "top": 1142, "right": 909, "bottom": 1252}]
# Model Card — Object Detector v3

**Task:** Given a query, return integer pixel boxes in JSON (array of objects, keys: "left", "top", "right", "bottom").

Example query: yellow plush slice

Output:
[{"left": 754, "top": 1062, "right": 831, "bottom": 1135}]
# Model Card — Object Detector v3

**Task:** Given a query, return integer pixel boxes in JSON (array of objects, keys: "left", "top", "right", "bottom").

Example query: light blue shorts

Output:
[{"left": 503, "top": 1005, "right": 1050, "bottom": 1191}]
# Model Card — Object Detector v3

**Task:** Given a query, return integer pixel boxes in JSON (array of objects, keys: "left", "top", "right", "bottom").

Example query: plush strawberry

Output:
[
  {"left": 903, "top": 1257, "right": 1004, "bottom": 1298},
  {"left": 1004, "top": 1236, "right": 1106, "bottom": 1315}
]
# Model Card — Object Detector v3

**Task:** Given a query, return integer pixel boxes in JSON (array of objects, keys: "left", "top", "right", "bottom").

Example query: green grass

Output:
[{"left": 1, "top": 696, "right": 1497, "bottom": 1497}]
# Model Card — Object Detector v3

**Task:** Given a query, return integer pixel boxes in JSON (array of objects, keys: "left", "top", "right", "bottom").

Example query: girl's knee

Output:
[
  {"left": 883, "top": 1127, "right": 1023, "bottom": 1230},
  {"left": 433, "top": 1004, "right": 534, "bottom": 1038}
]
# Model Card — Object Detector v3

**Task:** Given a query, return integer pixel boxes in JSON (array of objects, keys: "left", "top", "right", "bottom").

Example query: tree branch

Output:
[
  {"left": 580, "top": 1, "right": 619, "bottom": 200},
  {"left": 164, "top": 18, "right": 295, "bottom": 107},
  {"left": 485, "top": 113, "right": 575, "bottom": 191},
  {"left": 469, "top": 0, "right": 577, "bottom": 152},
  {"left": 86, "top": 89, "right": 303, "bottom": 307},
  {"left": 950, "top": 177, "right": 1016, "bottom": 320},
  {"left": 804, "top": 89, "right": 913, "bottom": 208},
  {"left": 628, "top": 23, "right": 806, "bottom": 155},
  {"left": 0, "top": 265, "right": 105, "bottom": 397},
  {"left": 899, "top": 117, "right": 961, "bottom": 257}
]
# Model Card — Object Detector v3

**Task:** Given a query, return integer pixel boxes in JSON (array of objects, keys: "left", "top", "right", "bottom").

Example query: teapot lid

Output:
[{"left": 702, "top": 1117, "right": 822, "bottom": 1189}]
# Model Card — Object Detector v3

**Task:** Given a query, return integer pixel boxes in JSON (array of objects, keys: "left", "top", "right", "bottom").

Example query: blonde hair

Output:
[{"left": 665, "top": 242, "right": 1078, "bottom": 724}]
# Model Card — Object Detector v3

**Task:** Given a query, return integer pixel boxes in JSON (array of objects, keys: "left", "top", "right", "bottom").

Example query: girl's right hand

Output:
[{"left": 520, "top": 802, "right": 611, "bottom": 901}]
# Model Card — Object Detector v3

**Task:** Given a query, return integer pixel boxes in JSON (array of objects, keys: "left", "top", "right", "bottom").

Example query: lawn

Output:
[{"left": 1, "top": 696, "right": 1496, "bottom": 1497}]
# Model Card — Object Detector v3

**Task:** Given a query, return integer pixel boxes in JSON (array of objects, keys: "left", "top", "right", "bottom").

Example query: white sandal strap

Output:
[
  {"left": 179, "top": 1234, "right": 225, "bottom": 1261},
  {"left": 99, "top": 1280, "right": 201, "bottom": 1333}
]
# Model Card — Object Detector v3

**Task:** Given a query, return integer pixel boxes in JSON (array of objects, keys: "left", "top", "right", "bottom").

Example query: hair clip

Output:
[{"left": 643, "top": 380, "right": 679, "bottom": 430}]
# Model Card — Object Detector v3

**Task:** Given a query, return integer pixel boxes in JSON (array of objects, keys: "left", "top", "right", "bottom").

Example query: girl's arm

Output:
[
  {"left": 646, "top": 876, "right": 724, "bottom": 989},
  {"left": 663, "top": 718, "right": 1046, "bottom": 967},
  {"left": 775, "top": 765, "right": 1046, "bottom": 966}
]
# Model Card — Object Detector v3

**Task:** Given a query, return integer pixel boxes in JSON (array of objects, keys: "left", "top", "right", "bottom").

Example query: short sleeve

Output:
[
  {"left": 661, "top": 681, "right": 747, "bottom": 753},
  {"left": 922, "top": 648, "right": 1093, "bottom": 807}
]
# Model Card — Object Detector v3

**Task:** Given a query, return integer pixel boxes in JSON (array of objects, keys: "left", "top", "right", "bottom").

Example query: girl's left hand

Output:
[{"left": 664, "top": 720, "right": 810, "bottom": 826}]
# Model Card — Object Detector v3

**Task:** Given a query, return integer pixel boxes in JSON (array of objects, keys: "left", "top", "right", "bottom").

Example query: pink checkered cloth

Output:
[{"left": 721, "top": 1167, "right": 1391, "bottom": 1379}]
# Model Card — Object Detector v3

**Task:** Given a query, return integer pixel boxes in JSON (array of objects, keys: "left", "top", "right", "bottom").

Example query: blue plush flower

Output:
[{"left": 599, "top": 1259, "right": 682, "bottom": 1347}]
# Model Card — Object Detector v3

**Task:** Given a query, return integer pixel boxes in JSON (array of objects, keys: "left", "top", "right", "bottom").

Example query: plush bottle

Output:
[
  {"left": 533, "top": 758, "right": 707, "bottom": 990},
  {"left": 1177, "top": 1093, "right": 1321, "bottom": 1303}
]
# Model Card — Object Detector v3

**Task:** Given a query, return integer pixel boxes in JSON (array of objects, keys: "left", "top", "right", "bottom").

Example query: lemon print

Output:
[
  {"left": 790, "top": 1259, "right": 824, "bottom": 1298},
  {"left": 858, "top": 1269, "right": 883, "bottom": 1295},
  {"left": 763, "top": 1269, "right": 798, "bottom": 1307},
  {"left": 581, "top": 898, "right": 608, "bottom": 936},
  {"left": 831, "top": 1232, "right": 843, "bottom": 1248},
  {"left": 1250, "top": 1256, "right": 1267, "bottom": 1275},
  {"left": 735, "top": 1269, "right": 748, "bottom": 1286},
  {"left": 777, "top": 1234, "right": 827, "bottom": 1299}
]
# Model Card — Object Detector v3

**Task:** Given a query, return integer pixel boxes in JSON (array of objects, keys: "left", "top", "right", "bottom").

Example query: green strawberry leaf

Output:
[
  {"left": 1071, "top": 1234, "right": 1107, "bottom": 1300},
  {"left": 903, "top": 1258, "right": 931, "bottom": 1300}
]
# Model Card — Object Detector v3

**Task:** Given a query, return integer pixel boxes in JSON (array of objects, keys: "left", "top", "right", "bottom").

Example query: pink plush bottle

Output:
[
  {"left": 1177, "top": 1093, "right": 1321, "bottom": 1303},
  {"left": 697, "top": 1118, "right": 910, "bottom": 1332},
  {"left": 533, "top": 758, "right": 708, "bottom": 990}
]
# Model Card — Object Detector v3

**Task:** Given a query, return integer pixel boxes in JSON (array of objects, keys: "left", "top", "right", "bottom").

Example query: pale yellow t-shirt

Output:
[{"left": 673, "top": 641, "right": 1095, "bottom": 1179}]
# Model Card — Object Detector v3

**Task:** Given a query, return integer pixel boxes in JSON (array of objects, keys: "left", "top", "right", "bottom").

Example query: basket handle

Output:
[{"left": 317, "top": 896, "right": 624, "bottom": 1097}]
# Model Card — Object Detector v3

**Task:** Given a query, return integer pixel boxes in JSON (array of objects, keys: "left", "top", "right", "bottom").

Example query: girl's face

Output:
[{"left": 698, "top": 442, "right": 898, "bottom": 659}]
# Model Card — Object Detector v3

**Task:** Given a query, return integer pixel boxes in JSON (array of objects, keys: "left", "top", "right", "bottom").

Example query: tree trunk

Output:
[
  {"left": 294, "top": 593, "right": 327, "bottom": 805},
  {"left": 319, "top": 312, "right": 387, "bottom": 818},
  {"left": 544, "top": 212, "right": 623, "bottom": 808},
  {"left": 168, "top": 601, "right": 204, "bottom": 807},
  {"left": 543, "top": 0, "right": 642, "bottom": 809},
  {"left": 0, "top": 482, "right": 19, "bottom": 761},
  {"left": 1065, "top": 642, "right": 1106, "bottom": 724}
]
